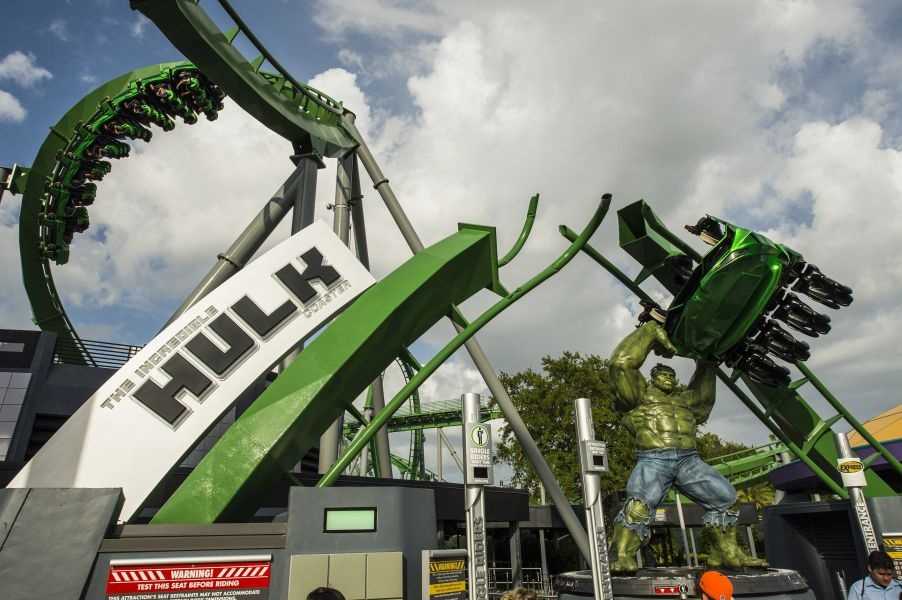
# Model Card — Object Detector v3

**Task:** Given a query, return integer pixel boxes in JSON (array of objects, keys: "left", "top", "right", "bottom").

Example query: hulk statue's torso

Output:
[{"left": 623, "top": 388, "right": 700, "bottom": 450}]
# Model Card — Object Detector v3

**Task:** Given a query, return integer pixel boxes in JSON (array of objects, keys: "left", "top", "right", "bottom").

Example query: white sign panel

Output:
[
  {"left": 838, "top": 457, "right": 868, "bottom": 488},
  {"left": 10, "top": 222, "right": 375, "bottom": 520}
]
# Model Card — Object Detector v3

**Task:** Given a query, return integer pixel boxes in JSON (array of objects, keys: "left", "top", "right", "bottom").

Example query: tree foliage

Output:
[
  {"left": 696, "top": 431, "right": 748, "bottom": 461},
  {"left": 496, "top": 352, "right": 635, "bottom": 502},
  {"left": 497, "top": 351, "right": 753, "bottom": 503}
]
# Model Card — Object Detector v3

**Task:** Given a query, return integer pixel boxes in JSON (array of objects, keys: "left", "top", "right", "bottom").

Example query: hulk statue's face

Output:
[{"left": 651, "top": 368, "right": 677, "bottom": 393}]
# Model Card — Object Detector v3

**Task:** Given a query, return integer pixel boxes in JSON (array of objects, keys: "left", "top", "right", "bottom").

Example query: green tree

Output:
[
  {"left": 695, "top": 431, "right": 748, "bottom": 461},
  {"left": 496, "top": 352, "right": 636, "bottom": 502}
]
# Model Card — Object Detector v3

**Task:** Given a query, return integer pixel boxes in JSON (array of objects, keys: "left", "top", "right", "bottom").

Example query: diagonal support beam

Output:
[{"left": 347, "top": 116, "right": 593, "bottom": 563}]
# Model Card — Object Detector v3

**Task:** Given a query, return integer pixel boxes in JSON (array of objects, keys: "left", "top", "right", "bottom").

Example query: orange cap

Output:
[{"left": 698, "top": 571, "right": 733, "bottom": 600}]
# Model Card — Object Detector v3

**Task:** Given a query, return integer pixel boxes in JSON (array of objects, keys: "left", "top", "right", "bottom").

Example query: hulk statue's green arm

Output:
[
  {"left": 684, "top": 360, "right": 716, "bottom": 424},
  {"left": 609, "top": 322, "right": 677, "bottom": 411}
]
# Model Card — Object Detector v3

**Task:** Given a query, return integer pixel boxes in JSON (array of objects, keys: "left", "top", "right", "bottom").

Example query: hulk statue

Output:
[{"left": 607, "top": 321, "right": 765, "bottom": 570}]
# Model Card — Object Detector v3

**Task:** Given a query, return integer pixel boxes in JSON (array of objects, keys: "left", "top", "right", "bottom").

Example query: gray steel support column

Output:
[
  {"left": 688, "top": 527, "right": 699, "bottom": 566},
  {"left": 509, "top": 522, "right": 522, "bottom": 587},
  {"left": 348, "top": 118, "right": 591, "bottom": 564},
  {"left": 291, "top": 155, "right": 319, "bottom": 234},
  {"left": 675, "top": 493, "right": 692, "bottom": 567},
  {"left": 436, "top": 427, "right": 443, "bottom": 481},
  {"left": 164, "top": 162, "right": 309, "bottom": 326},
  {"left": 359, "top": 404, "right": 373, "bottom": 476},
  {"left": 318, "top": 148, "right": 355, "bottom": 474},
  {"left": 278, "top": 156, "right": 320, "bottom": 375},
  {"left": 746, "top": 525, "right": 757, "bottom": 559},
  {"left": 368, "top": 375, "right": 392, "bottom": 477},
  {"left": 538, "top": 484, "right": 549, "bottom": 583},
  {"left": 347, "top": 154, "right": 392, "bottom": 478}
]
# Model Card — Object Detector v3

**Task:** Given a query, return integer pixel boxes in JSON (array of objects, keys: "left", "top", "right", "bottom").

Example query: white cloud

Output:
[
  {"left": 131, "top": 14, "right": 151, "bottom": 39},
  {"left": 52, "top": 98, "right": 291, "bottom": 315},
  {"left": 5, "top": 1, "right": 901, "bottom": 452},
  {"left": 0, "top": 89, "right": 26, "bottom": 122},
  {"left": 313, "top": 0, "right": 447, "bottom": 38},
  {"left": 337, "top": 49, "right": 365, "bottom": 72},
  {"left": 0, "top": 196, "right": 34, "bottom": 328},
  {"left": 0, "top": 51, "right": 52, "bottom": 88},
  {"left": 48, "top": 19, "right": 70, "bottom": 42}
]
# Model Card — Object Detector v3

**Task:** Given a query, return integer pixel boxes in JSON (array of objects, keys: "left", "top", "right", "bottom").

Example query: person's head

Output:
[
  {"left": 499, "top": 587, "right": 538, "bottom": 600},
  {"left": 650, "top": 363, "right": 677, "bottom": 393},
  {"left": 307, "top": 587, "right": 346, "bottom": 600},
  {"left": 867, "top": 550, "right": 896, "bottom": 588},
  {"left": 698, "top": 570, "right": 733, "bottom": 600}
]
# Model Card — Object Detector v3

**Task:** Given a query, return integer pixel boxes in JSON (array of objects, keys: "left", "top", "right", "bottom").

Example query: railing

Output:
[
  {"left": 53, "top": 336, "right": 142, "bottom": 370},
  {"left": 489, "top": 567, "right": 557, "bottom": 599}
]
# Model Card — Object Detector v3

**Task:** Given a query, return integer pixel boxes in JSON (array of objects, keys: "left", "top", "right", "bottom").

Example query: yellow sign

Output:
[
  {"left": 430, "top": 581, "right": 467, "bottom": 594},
  {"left": 431, "top": 560, "right": 465, "bottom": 572},
  {"left": 839, "top": 461, "right": 863, "bottom": 474}
]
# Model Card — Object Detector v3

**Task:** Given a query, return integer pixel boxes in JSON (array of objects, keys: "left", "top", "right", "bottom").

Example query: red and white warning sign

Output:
[{"left": 107, "top": 555, "right": 271, "bottom": 599}]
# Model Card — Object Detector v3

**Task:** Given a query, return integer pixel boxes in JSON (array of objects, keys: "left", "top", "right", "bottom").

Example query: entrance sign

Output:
[
  {"left": 107, "top": 555, "right": 271, "bottom": 599},
  {"left": 462, "top": 393, "right": 491, "bottom": 600},
  {"left": 834, "top": 432, "right": 879, "bottom": 554},
  {"left": 11, "top": 222, "right": 374, "bottom": 520}
]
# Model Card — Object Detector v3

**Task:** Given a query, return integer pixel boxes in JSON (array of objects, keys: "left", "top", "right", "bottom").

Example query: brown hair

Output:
[{"left": 500, "top": 588, "right": 538, "bottom": 600}]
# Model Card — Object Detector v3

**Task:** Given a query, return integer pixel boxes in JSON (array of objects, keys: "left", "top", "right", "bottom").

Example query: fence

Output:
[
  {"left": 53, "top": 336, "right": 142, "bottom": 370},
  {"left": 489, "top": 567, "right": 557, "bottom": 599}
]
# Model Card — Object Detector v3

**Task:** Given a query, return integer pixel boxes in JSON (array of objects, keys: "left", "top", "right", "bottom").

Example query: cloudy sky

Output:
[{"left": 2, "top": 1, "right": 901, "bottom": 480}]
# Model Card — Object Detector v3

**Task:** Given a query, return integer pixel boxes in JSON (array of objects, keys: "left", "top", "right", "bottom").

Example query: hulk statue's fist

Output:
[{"left": 640, "top": 321, "right": 678, "bottom": 358}]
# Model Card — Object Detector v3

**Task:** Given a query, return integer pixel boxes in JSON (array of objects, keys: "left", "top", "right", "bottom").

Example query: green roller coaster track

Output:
[
  {"left": 131, "top": 0, "right": 359, "bottom": 156},
  {"left": 17, "top": 62, "right": 227, "bottom": 363},
  {"left": 18, "top": 0, "right": 369, "bottom": 360},
  {"left": 5, "top": 0, "right": 897, "bottom": 534},
  {"left": 152, "top": 198, "right": 607, "bottom": 523}
]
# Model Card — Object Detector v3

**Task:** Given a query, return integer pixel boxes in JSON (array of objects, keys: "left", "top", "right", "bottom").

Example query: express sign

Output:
[{"left": 11, "top": 222, "right": 374, "bottom": 520}]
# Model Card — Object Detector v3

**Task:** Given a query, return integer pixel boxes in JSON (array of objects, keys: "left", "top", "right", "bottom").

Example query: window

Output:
[{"left": 323, "top": 507, "right": 377, "bottom": 533}]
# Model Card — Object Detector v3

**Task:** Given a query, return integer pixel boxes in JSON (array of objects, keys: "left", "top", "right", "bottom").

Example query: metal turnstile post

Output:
[
  {"left": 834, "top": 431, "right": 880, "bottom": 553},
  {"left": 462, "top": 393, "right": 492, "bottom": 600},
  {"left": 574, "top": 397, "right": 614, "bottom": 600}
]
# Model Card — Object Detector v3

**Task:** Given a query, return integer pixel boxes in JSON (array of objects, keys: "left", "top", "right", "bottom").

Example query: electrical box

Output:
[{"left": 579, "top": 440, "right": 608, "bottom": 474}]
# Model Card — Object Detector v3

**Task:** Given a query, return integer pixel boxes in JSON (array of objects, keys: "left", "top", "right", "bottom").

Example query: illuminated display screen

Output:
[{"left": 323, "top": 507, "right": 377, "bottom": 532}]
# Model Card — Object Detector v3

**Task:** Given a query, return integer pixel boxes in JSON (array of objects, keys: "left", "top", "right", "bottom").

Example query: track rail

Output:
[
  {"left": 18, "top": 62, "right": 225, "bottom": 359},
  {"left": 131, "top": 0, "right": 358, "bottom": 156}
]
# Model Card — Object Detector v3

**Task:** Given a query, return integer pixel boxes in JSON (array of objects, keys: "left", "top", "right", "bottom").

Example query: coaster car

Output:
[{"left": 619, "top": 201, "right": 852, "bottom": 386}]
